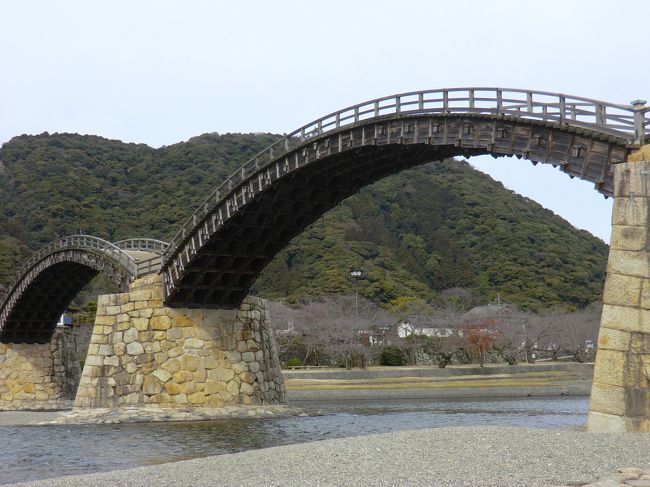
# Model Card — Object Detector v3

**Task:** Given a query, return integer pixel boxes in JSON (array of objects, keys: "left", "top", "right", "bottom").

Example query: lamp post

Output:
[{"left": 350, "top": 270, "right": 362, "bottom": 320}]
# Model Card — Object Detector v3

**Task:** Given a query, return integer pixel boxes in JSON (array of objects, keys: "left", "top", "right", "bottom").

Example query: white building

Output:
[{"left": 397, "top": 322, "right": 461, "bottom": 338}]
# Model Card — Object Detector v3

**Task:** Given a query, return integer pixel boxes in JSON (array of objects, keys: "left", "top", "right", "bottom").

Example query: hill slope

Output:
[{"left": 0, "top": 133, "right": 608, "bottom": 310}]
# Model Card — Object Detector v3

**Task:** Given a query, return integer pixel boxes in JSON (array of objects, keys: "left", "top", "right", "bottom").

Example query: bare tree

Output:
[
  {"left": 388, "top": 297, "right": 437, "bottom": 365},
  {"left": 287, "top": 295, "right": 383, "bottom": 368},
  {"left": 542, "top": 304, "right": 601, "bottom": 362},
  {"left": 495, "top": 305, "right": 602, "bottom": 364},
  {"left": 439, "top": 287, "right": 479, "bottom": 312},
  {"left": 268, "top": 300, "right": 297, "bottom": 333}
]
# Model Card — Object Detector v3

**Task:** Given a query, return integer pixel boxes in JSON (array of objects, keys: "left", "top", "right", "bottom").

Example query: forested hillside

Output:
[{"left": 0, "top": 132, "right": 608, "bottom": 310}]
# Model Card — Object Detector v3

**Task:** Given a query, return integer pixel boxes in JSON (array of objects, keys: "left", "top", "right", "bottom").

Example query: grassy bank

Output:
[{"left": 284, "top": 362, "right": 594, "bottom": 400}]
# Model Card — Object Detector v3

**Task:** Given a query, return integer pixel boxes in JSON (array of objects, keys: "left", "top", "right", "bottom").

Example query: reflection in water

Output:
[{"left": 1, "top": 397, "right": 588, "bottom": 485}]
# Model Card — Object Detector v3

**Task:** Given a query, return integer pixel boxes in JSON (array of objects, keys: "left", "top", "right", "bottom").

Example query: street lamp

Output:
[{"left": 350, "top": 270, "right": 362, "bottom": 320}]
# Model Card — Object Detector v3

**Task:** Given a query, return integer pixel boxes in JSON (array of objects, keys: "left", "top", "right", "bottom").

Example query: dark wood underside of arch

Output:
[
  {"left": 0, "top": 263, "right": 99, "bottom": 344},
  {"left": 166, "top": 144, "right": 484, "bottom": 307},
  {"left": 163, "top": 114, "right": 630, "bottom": 308}
]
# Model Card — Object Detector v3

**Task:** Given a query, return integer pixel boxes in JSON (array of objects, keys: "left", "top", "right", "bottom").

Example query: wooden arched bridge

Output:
[
  {"left": 0, "top": 236, "right": 168, "bottom": 343},
  {"left": 1, "top": 87, "right": 648, "bottom": 344}
]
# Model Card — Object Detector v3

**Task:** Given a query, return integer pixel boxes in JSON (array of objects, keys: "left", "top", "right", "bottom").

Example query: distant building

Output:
[
  {"left": 275, "top": 320, "right": 296, "bottom": 336},
  {"left": 357, "top": 326, "right": 394, "bottom": 346},
  {"left": 397, "top": 323, "right": 461, "bottom": 338},
  {"left": 460, "top": 303, "right": 515, "bottom": 325},
  {"left": 57, "top": 314, "right": 74, "bottom": 327},
  {"left": 397, "top": 315, "right": 465, "bottom": 339}
]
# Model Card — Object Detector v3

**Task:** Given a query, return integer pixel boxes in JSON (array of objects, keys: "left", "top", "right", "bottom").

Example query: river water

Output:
[{"left": 1, "top": 397, "right": 588, "bottom": 485}]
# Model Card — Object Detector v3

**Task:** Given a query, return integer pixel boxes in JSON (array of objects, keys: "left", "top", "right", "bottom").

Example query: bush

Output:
[
  {"left": 333, "top": 350, "right": 369, "bottom": 369},
  {"left": 286, "top": 357, "right": 302, "bottom": 367},
  {"left": 379, "top": 345, "right": 407, "bottom": 366}
]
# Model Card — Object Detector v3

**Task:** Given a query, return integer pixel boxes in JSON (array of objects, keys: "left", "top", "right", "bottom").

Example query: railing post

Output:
[
  {"left": 632, "top": 99, "right": 647, "bottom": 145},
  {"left": 395, "top": 96, "right": 401, "bottom": 113},
  {"left": 468, "top": 89, "right": 475, "bottom": 109},
  {"left": 496, "top": 89, "right": 502, "bottom": 113},
  {"left": 559, "top": 96, "right": 566, "bottom": 123},
  {"left": 418, "top": 92, "right": 424, "bottom": 110},
  {"left": 443, "top": 90, "right": 449, "bottom": 110},
  {"left": 595, "top": 104, "right": 606, "bottom": 127},
  {"left": 526, "top": 92, "right": 533, "bottom": 112}
]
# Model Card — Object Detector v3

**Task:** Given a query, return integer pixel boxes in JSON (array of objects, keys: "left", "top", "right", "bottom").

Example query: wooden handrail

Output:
[{"left": 114, "top": 238, "right": 170, "bottom": 255}]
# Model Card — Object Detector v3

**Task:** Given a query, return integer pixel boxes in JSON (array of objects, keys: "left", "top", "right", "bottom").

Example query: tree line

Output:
[{"left": 268, "top": 294, "right": 600, "bottom": 369}]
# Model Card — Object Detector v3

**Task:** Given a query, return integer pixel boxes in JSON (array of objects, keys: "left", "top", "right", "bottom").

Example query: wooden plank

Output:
[{"left": 580, "top": 139, "right": 594, "bottom": 179}]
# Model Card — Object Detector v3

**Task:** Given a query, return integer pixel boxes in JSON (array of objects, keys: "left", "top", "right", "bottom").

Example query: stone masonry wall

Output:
[
  {"left": 0, "top": 326, "right": 80, "bottom": 410},
  {"left": 72, "top": 323, "right": 93, "bottom": 362},
  {"left": 74, "top": 274, "right": 286, "bottom": 408},
  {"left": 588, "top": 147, "right": 650, "bottom": 432}
]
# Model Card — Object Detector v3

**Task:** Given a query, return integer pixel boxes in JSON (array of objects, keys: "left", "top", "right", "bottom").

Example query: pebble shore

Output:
[{"left": 6, "top": 426, "right": 650, "bottom": 487}]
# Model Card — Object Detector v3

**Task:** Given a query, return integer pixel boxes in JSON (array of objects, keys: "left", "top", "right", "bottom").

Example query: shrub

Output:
[
  {"left": 379, "top": 345, "right": 407, "bottom": 366},
  {"left": 286, "top": 357, "right": 302, "bottom": 367}
]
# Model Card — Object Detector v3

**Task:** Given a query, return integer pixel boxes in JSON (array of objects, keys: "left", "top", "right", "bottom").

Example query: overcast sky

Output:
[{"left": 3, "top": 0, "right": 649, "bottom": 242}]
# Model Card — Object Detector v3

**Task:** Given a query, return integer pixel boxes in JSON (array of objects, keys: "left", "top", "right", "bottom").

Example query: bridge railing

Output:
[
  {"left": 163, "top": 87, "right": 648, "bottom": 263},
  {"left": 294, "top": 88, "right": 646, "bottom": 142},
  {"left": 113, "top": 239, "right": 169, "bottom": 276},
  {"left": 135, "top": 256, "right": 163, "bottom": 276},
  {"left": 114, "top": 238, "right": 170, "bottom": 255},
  {"left": 4, "top": 235, "right": 138, "bottom": 294}
]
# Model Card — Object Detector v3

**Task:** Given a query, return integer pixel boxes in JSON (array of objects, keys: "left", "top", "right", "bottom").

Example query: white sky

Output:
[{"left": 2, "top": 0, "right": 649, "bottom": 242}]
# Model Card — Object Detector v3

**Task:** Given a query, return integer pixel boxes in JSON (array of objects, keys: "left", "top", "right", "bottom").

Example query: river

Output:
[{"left": 1, "top": 396, "right": 588, "bottom": 485}]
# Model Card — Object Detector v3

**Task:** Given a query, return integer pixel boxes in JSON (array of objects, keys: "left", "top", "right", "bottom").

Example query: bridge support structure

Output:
[
  {"left": 74, "top": 274, "right": 285, "bottom": 408},
  {"left": 589, "top": 146, "right": 650, "bottom": 432},
  {"left": 0, "top": 327, "right": 80, "bottom": 410}
]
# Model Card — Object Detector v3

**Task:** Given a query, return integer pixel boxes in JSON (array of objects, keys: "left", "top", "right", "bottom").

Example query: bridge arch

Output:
[
  {"left": 160, "top": 87, "right": 649, "bottom": 307},
  {"left": 0, "top": 235, "right": 144, "bottom": 344}
]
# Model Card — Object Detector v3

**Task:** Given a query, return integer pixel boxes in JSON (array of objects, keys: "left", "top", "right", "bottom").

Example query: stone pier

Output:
[
  {"left": 588, "top": 146, "right": 650, "bottom": 432},
  {"left": 74, "top": 274, "right": 285, "bottom": 408},
  {"left": 0, "top": 326, "right": 80, "bottom": 410}
]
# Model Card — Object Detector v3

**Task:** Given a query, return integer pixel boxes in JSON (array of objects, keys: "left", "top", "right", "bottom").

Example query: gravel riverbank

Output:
[{"left": 8, "top": 426, "right": 650, "bottom": 487}]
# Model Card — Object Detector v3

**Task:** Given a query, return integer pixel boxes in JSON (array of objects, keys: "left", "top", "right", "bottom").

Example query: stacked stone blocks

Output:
[
  {"left": 588, "top": 146, "right": 650, "bottom": 432},
  {"left": 74, "top": 274, "right": 286, "bottom": 408},
  {"left": 0, "top": 327, "right": 80, "bottom": 410}
]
